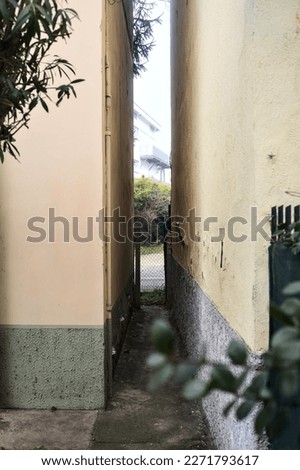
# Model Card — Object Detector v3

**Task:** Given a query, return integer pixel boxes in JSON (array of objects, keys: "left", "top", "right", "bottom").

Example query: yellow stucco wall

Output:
[
  {"left": 171, "top": 0, "right": 300, "bottom": 351},
  {"left": 0, "top": 1, "right": 105, "bottom": 327},
  {"left": 105, "top": 0, "right": 133, "bottom": 309}
]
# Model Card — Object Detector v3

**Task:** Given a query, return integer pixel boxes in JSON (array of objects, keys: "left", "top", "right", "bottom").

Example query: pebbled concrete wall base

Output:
[
  {"left": 170, "top": 256, "right": 265, "bottom": 450},
  {"left": 0, "top": 327, "right": 105, "bottom": 409},
  {"left": 111, "top": 273, "right": 134, "bottom": 370}
]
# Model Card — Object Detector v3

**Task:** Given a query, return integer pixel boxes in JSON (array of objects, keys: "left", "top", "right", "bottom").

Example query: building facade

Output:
[
  {"left": 134, "top": 103, "right": 170, "bottom": 183},
  {"left": 0, "top": 0, "right": 133, "bottom": 409},
  {"left": 170, "top": 0, "right": 300, "bottom": 449}
]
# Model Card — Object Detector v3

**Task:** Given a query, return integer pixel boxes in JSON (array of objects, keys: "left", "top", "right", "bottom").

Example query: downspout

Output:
[{"left": 104, "top": 0, "right": 113, "bottom": 400}]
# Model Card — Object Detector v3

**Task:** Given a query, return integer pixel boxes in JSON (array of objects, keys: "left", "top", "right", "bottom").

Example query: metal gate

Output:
[
  {"left": 133, "top": 212, "right": 168, "bottom": 308},
  {"left": 134, "top": 242, "right": 166, "bottom": 307},
  {"left": 269, "top": 204, "right": 300, "bottom": 449}
]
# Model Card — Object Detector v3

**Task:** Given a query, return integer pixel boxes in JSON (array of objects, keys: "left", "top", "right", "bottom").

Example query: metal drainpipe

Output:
[{"left": 104, "top": 5, "right": 113, "bottom": 400}]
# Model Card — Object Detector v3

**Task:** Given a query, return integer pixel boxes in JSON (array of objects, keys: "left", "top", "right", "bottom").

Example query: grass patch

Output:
[
  {"left": 141, "top": 289, "right": 165, "bottom": 305},
  {"left": 140, "top": 244, "right": 164, "bottom": 255}
]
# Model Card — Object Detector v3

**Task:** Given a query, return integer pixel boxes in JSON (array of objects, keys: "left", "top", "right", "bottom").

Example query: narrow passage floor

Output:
[{"left": 91, "top": 306, "right": 213, "bottom": 450}]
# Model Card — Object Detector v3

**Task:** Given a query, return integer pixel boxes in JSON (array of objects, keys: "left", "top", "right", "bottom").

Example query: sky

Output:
[{"left": 134, "top": 1, "right": 171, "bottom": 154}]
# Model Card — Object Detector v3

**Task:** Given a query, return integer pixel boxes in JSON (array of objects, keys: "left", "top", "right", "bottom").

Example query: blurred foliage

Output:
[
  {"left": 275, "top": 221, "right": 300, "bottom": 255},
  {"left": 0, "top": 0, "right": 83, "bottom": 162},
  {"left": 148, "top": 282, "right": 300, "bottom": 445},
  {"left": 134, "top": 177, "right": 170, "bottom": 243}
]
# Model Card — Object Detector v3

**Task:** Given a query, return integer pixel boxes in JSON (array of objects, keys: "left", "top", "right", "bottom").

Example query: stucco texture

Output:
[
  {"left": 0, "top": 0, "right": 105, "bottom": 327},
  {"left": 0, "top": 327, "right": 105, "bottom": 409},
  {"left": 170, "top": 256, "right": 266, "bottom": 450},
  {"left": 105, "top": 0, "right": 134, "bottom": 335},
  {"left": 171, "top": 0, "right": 300, "bottom": 351}
]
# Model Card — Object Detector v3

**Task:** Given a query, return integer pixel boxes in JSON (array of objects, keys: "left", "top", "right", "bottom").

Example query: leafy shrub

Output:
[
  {"left": 0, "top": 0, "right": 83, "bottom": 162},
  {"left": 134, "top": 177, "right": 170, "bottom": 243},
  {"left": 275, "top": 221, "right": 300, "bottom": 255},
  {"left": 148, "top": 282, "right": 300, "bottom": 444}
]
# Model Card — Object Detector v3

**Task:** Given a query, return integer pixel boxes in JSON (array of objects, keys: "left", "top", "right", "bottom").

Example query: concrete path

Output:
[
  {"left": 90, "top": 306, "right": 213, "bottom": 450},
  {"left": 0, "top": 410, "right": 97, "bottom": 450},
  {"left": 0, "top": 306, "right": 213, "bottom": 450}
]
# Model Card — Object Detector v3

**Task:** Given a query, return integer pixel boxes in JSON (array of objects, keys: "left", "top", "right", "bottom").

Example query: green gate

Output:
[{"left": 269, "top": 205, "right": 300, "bottom": 449}]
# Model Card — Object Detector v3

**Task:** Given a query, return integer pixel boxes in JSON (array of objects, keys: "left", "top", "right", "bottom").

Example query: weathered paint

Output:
[
  {"left": 170, "top": 257, "right": 267, "bottom": 450},
  {"left": 171, "top": 0, "right": 300, "bottom": 351},
  {"left": 105, "top": 0, "right": 134, "bottom": 346}
]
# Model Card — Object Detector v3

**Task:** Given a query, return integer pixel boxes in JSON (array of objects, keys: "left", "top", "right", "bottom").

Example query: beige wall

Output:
[
  {"left": 105, "top": 0, "right": 133, "bottom": 309},
  {"left": 0, "top": 1, "right": 105, "bottom": 326},
  {"left": 171, "top": 0, "right": 300, "bottom": 351}
]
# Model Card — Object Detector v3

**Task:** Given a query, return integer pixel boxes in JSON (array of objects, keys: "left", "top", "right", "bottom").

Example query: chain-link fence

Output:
[
  {"left": 140, "top": 243, "right": 165, "bottom": 292},
  {"left": 134, "top": 242, "right": 166, "bottom": 307}
]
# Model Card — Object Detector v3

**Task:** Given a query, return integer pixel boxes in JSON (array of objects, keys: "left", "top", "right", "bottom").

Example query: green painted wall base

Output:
[{"left": 0, "top": 327, "right": 105, "bottom": 409}]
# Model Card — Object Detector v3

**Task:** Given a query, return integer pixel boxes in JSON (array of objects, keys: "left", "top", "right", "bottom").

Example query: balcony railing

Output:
[{"left": 140, "top": 145, "right": 170, "bottom": 169}]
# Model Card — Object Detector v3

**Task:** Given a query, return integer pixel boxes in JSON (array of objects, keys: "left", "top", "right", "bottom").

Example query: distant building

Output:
[{"left": 134, "top": 103, "right": 171, "bottom": 184}]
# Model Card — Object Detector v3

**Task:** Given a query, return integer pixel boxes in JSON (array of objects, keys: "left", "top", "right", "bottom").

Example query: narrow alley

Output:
[
  {"left": 0, "top": 306, "right": 213, "bottom": 450},
  {"left": 90, "top": 306, "right": 213, "bottom": 450},
  {"left": 1, "top": 0, "right": 300, "bottom": 456}
]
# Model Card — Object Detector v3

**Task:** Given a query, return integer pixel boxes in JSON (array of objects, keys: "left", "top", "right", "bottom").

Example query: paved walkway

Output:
[
  {"left": 0, "top": 306, "right": 213, "bottom": 450},
  {"left": 90, "top": 306, "right": 213, "bottom": 450}
]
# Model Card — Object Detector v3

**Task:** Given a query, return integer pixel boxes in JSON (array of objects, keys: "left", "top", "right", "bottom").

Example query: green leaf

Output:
[
  {"left": 40, "top": 16, "right": 53, "bottom": 37},
  {"left": 40, "top": 97, "right": 49, "bottom": 113},
  {"left": 0, "top": 147, "right": 4, "bottom": 164},
  {"left": 283, "top": 282, "right": 300, "bottom": 296},
  {"left": 275, "top": 342, "right": 300, "bottom": 364},
  {"left": 146, "top": 353, "right": 167, "bottom": 369},
  {"left": 279, "top": 369, "right": 299, "bottom": 397},
  {"left": 274, "top": 229, "right": 285, "bottom": 236},
  {"left": 289, "top": 222, "right": 300, "bottom": 231},
  {"left": 7, "top": 0, "right": 17, "bottom": 7},
  {"left": 292, "top": 245, "right": 300, "bottom": 256},
  {"left": 227, "top": 340, "right": 248, "bottom": 365},
  {"left": 235, "top": 370, "right": 248, "bottom": 389},
  {"left": 281, "top": 298, "right": 300, "bottom": 315},
  {"left": 255, "top": 402, "right": 276, "bottom": 435},
  {"left": 258, "top": 387, "right": 272, "bottom": 401},
  {"left": 174, "top": 362, "right": 199, "bottom": 384},
  {"left": 271, "top": 327, "right": 298, "bottom": 349},
  {"left": 211, "top": 365, "right": 237, "bottom": 393},
  {"left": 270, "top": 303, "right": 295, "bottom": 326},
  {"left": 244, "top": 373, "right": 268, "bottom": 401},
  {"left": 29, "top": 97, "right": 38, "bottom": 111},
  {"left": 35, "top": 4, "right": 51, "bottom": 22},
  {"left": 223, "top": 399, "right": 236, "bottom": 417},
  {"left": 148, "top": 364, "right": 174, "bottom": 392},
  {"left": 291, "top": 231, "right": 300, "bottom": 241},
  {"left": 151, "top": 319, "right": 175, "bottom": 355},
  {"left": 13, "top": 4, "right": 32, "bottom": 33},
  {"left": 0, "top": 0, "right": 11, "bottom": 20},
  {"left": 70, "top": 79, "right": 85, "bottom": 84},
  {"left": 236, "top": 400, "right": 256, "bottom": 420},
  {"left": 270, "top": 326, "right": 300, "bottom": 364},
  {"left": 183, "top": 378, "right": 210, "bottom": 400}
]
